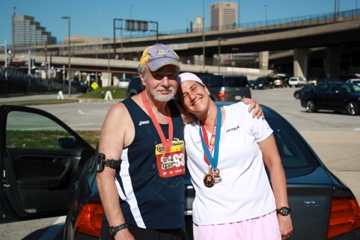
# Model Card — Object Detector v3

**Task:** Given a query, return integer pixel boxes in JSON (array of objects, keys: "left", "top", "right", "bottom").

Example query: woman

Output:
[{"left": 178, "top": 72, "right": 293, "bottom": 240}]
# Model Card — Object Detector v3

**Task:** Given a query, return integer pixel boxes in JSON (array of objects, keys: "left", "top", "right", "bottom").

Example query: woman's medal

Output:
[
  {"left": 211, "top": 168, "right": 222, "bottom": 183},
  {"left": 203, "top": 173, "right": 215, "bottom": 188},
  {"left": 200, "top": 105, "right": 222, "bottom": 187}
]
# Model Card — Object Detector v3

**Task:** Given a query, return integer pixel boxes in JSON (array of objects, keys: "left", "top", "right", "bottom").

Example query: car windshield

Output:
[
  {"left": 211, "top": 76, "right": 248, "bottom": 87},
  {"left": 255, "top": 78, "right": 265, "bottom": 83}
]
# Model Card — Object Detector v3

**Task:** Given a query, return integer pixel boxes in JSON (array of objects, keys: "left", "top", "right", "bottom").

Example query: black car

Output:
[
  {"left": 293, "top": 83, "right": 316, "bottom": 99},
  {"left": 126, "top": 76, "right": 144, "bottom": 98},
  {"left": 0, "top": 105, "right": 95, "bottom": 223},
  {"left": 300, "top": 82, "right": 360, "bottom": 115},
  {"left": 198, "top": 74, "right": 251, "bottom": 102},
  {"left": 252, "top": 77, "right": 274, "bottom": 89},
  {"left": 1, "top": 104, "right": 360, "bottom": 240}
]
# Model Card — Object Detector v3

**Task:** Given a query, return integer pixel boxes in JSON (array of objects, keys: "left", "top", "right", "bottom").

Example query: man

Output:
[{"left": 96, "top": 43, "right": 261, "bottom": 240}]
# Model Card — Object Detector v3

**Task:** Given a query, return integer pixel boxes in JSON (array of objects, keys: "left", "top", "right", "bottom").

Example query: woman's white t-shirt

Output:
[{"left": 184, "top": 102, "right": 276, "bottom": 225}]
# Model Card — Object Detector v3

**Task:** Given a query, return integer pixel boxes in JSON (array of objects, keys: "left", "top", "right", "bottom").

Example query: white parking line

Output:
[
  {"left": 38, "top": 216, "right": 66, "bottom": 240},
  {"left": 78, "top": 110, "right": 85, "bottom": 115}
]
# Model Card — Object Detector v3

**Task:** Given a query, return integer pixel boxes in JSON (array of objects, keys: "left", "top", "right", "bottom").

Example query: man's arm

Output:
[
  {"left": 242, "top": 98, "right": 264, "bottom": 118},
  {"left": 96, "top": 103, "right": 135, "bottom": 240}
]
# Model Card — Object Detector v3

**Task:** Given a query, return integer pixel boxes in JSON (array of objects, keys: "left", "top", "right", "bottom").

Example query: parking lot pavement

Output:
[{"left": 300, "top": 130, "right": 360, "bottom": 202}]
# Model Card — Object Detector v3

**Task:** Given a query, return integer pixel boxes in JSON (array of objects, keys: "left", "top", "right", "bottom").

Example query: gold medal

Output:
[{"left": 203, "top": 173, "right": 215, "bottom": 188}]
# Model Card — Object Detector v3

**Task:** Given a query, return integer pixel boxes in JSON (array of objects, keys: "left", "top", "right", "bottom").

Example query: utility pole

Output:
[{"left": 61, "top": 16, "right": 71, "bottom": 96}]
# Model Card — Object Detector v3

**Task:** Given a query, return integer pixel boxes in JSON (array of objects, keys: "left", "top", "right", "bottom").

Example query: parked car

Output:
[
  {"left": 272, "top": 78, "right": 285, "bottom": 88},
  {"left": 307, "top": 78, "right": 319, "bottom": 84},
  {"left": 199, "top": 74, "right": 251, "bottom": 101},
  {"left": 273, "top": 73, "right": 290, "bottom": 87},
  {"left": 293, "top": 83, "right": 316, "bottom": 99},
  {"left": 300, "top": 82, "right": 360, "bottom": 115},
  {"left": 288, "top": 76, "right": 307, "bottom": 88},
  {"left": 251, "top": 76, "right": 274, "bottom": 89},
  {"left": 117, "top": 78, "right": 130, "bottom": 88},
  {"left": 126, "top": 76, "right": 144, "bottom": 97},
  {"left": 1, "top": 104, "right": 360, "bottom": 240}
]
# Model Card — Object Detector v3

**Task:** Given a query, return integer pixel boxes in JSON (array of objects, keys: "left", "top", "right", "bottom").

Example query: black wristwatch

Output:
[
  {"left": 109, "top": 223, "right": 128, "bottom": 236},
  {"left": 276, "top": 207, "right": 291, "bottom": 216}
]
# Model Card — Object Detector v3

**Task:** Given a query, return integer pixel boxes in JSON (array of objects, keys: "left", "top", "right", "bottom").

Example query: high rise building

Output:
[
  {"left": 192, "top": 16, "right": 204, "bottom": 33},
  {"left": 13, "top": 15, "right": 57, "bottom": 48},
  {"left": 210, "top": 2, "right": 237, "bottom": 31}
]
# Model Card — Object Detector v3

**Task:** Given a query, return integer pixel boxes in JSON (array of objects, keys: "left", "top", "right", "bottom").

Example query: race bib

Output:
[{"left": 155, "top": 140, "right": 186, "bottom": 178}]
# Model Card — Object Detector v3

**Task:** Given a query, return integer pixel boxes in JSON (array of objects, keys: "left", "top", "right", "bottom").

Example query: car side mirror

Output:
[{"left": 58, "top": 137, "right": 81, "bottom": 149}]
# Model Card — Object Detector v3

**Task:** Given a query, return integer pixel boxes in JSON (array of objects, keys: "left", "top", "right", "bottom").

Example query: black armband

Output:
[{"left": 96, "top": 153, "right": 121, "bottom": 172}]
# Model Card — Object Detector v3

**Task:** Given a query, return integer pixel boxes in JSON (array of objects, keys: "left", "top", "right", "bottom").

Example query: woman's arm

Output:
[{"left": 258, "top": 134, "right": 293, "bottom": 238}]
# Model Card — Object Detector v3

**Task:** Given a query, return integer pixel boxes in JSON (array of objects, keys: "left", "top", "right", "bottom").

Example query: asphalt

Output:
[{"left": 1, "top": 93, "right": 359, "bottom": 203}]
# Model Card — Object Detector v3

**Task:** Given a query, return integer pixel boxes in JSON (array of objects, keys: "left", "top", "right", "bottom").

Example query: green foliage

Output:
[
  {"left": 6, "top": 130, "right": 72, "bottom": 149},
  {"left": 78, "top": 87, "right": 127, "bottom": 99},
  {"left": 6, "top": 130, "right": 100, "bottom": 149}
]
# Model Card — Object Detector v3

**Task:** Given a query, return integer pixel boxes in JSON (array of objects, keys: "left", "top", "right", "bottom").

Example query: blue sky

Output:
[{"left": 0, "top": 0, "right": 359, "bottom": 44}]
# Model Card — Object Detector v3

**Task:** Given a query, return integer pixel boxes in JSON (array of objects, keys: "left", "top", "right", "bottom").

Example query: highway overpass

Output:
[{"left": 1, "top": 12, "right": 360, "bottom": 84}]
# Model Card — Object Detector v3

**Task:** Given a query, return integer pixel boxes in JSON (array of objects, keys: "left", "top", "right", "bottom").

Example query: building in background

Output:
[
  {"left": 192, "top": 16, "right": 203, "bottom": 33},
  {"left": 210, "top": 2, "right": 237, "bottom": 31},
  {"left": 13, "top": 15, "right": 57, "bottom": 48}
]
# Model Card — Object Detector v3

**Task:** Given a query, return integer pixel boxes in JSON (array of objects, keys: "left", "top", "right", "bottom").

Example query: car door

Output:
[
  {"left": 327, "top": 84, "right": 344, "bottom": 111},
  {"left": 0, "top": 105, "right": 95, "bottom": 223},
  {"left": 313, "top": 83, "right": 329, "bottom": 108}
]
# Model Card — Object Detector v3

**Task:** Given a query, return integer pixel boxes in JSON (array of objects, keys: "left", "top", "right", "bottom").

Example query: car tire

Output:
[
  {"left": 306, "top": 101, "right": 317, "bottom": 112},
  {"left": 347, "top": 102, "right": 359, "bottom": 115},
  {"left": 294, "top": 93, "right": 300, "bottom": 99}
]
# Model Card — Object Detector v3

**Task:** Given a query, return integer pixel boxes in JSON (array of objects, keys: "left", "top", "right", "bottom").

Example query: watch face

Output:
[
  {"left": 109, "top": 228, "right": 115, "bottom": 235},
  {"left": 278, "top": 207, "right": 291, "bottom": 216}
]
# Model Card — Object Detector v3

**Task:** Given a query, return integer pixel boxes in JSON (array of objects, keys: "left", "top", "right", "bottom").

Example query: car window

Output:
[
  {"left": 315, "top": 83, "right": 329, "bottom": 92},
  {"left": 6, "top": 111, "right": 79, "bottom": 149},
  {"left": 339, "top": 84, "right": 351, "bottom": 93},
  {"left": 207, "top": 76, "right": 222, "bottom": 87},
  {"left": 223, "top": 76, "right": 248, "bottom": 87},
  {"left": 352, "top": 84, "right": 360, "bottom": 92},
  {"left": 268, "top": 118, "right": 319, "bottom": 178}
]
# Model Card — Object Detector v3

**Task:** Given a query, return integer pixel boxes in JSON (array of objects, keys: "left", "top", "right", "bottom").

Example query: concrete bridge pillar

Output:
[
  {"left": 101, "top": 72, "right": 113, "bottom": 87},
  {"left": 325, "top": 46, "right": 341, "bottom": 80},
  {"left": 293, "top": 48, "right": 309, "bottom": 78},
  {"left": 259, "top": 51, "right": 269, "bottom": 75}
]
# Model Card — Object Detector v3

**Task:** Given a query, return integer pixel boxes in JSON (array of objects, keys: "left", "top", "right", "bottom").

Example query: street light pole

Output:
[
  {"left": 264, "top": 5, "right": 267, "bottom": 26},
  {"left": 202, "top": 0, "right": 205, "bottom": 68},
  {"left": 12, "top": 7, "right": 16, "bottom": 59},
  {"left": 62, "top": 16, "right": 71, "bottom": 96},
  {"left": 217, "top": 38, "right": 226, "bottom": 74},
  {"left": 0, "top": 41, "right": 8, "bottom": 80}
]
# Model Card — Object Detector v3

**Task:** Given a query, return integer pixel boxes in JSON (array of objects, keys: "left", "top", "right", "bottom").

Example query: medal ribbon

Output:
[
  {"left": 141, "top": 91, "right": 173, "bottom": 154},
  {"left": 199, "top": 105, "right": 222, "bottom": 169}
]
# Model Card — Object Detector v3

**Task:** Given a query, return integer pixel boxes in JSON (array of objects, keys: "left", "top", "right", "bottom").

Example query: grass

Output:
[
  {"left": 77, "top": 130, "right": 101, "bottom": 148},
  {"left": 0, "top": 87, "right": 127, "bottom": 105},
  {"left": 78, "top": 87, "right": 127, "bottom": 99},
  {"left": 0, "top": 99, "right": 78, "bottom": 105},
  {"left": 6, "top": 129, "right": 101, "bottom": 149}
]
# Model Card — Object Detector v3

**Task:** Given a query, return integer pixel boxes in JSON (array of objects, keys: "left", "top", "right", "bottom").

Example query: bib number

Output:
[{"left": 155, "top": 140, "right": 185, "bottom": 178}]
